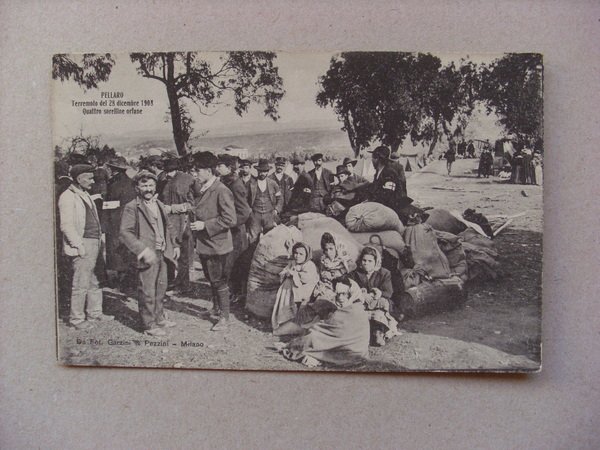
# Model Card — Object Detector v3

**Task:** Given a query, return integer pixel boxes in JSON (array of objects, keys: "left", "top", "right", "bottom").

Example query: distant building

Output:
[{"left": 223, "top": 145, "right": 249, "bottom": 159}]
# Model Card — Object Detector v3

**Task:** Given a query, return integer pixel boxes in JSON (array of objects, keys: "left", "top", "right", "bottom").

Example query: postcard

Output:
[{"left": 53, "top": 51, "right": 543, "bottom": 372}]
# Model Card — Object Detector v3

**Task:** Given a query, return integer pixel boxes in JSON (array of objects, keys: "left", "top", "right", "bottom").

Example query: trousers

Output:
[
  {"left": 69, "top": 238, "right": 104, "bottom": 325},
  {"left": 247, "top": 210, "right": 276, "bottom": 243},
  {"left": 137, "top": 251, "right": 168, "bottom": 330},
  {"left": 200, "top": 253, "right": 232, "bottom": 319}
]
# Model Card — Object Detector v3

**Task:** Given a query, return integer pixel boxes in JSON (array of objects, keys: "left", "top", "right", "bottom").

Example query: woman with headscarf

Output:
[
  {"left": 312, "top": 232, "right": 356, "bottom": 302},
  {"left": 350, "top": 246, "right": 399, "bottom": 346},
  {"left": 271, "top": 242, "right": 319, "bottom": 336},
  {"left": 277, "top": 274, "right": 370, "bottom": 367}
]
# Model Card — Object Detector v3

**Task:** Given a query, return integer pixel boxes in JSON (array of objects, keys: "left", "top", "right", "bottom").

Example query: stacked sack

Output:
[{"left": 246, "top": 225, "right": 303, "bottom": 318}]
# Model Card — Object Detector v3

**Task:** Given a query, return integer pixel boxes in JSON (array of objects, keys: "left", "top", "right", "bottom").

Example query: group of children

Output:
[{"left": 271, "top": 232, "right": 400, "bottom": 348}]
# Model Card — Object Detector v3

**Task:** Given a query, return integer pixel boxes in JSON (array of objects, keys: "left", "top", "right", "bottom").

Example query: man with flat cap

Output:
[
  {"left": 159, "top": 157, "right": 197, "bottom": 294},
  {"left": 247, "top": 158, "right": 283, "bottom": 243},
  {"left": 268, "top": 157, "right": 294, "bottom": 210},
  {"left": 102, "top": 156, "right": 137, "bottom": 291},
  {"left": 216, "top": 154, "right": 252, "bottom": 303},
  {"left": 120, "top": 170, "right": 180, "bottom": 336},
  {"left": 285, "top": 157, "right": 312, "bottom": 215},
  {"left": 189, "top": 152, "right": 237, "bottom": 331},
  {"left": 307, "top": 153, "right": 333, "bottom": 213},
  {"left": 58, "top": 164, "right": 114, "bottom": 330}
]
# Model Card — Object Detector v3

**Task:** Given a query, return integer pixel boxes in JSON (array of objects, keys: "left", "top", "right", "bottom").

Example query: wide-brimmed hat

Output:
[
  {"left": 335, "top": 165, "right": 350, "bottom": 177},
  {"left": 342, "top": 157, "right": 357, "bottom": 167},
  {"left": 255, "top": 158, "right": 271, "bottom": 172},
  {"left": 368, "top": 145, "right": 391, "bottom": 160},
  {"left": 134, "top": 169, "right": 158, "bottom": 183},
  {"left": 106, "top": 156, "right": 129, "bottom": 171},
  {"left": 310, "top": 153, "right": 324, "bottom": 162},
  {"left": 274, "top": 156, "right": 287, "bottom": 166},
  {"left": 70, "top": 164, "right": 95, "bottom": 179}
]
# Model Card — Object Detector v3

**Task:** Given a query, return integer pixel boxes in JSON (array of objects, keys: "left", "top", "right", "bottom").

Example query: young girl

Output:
[
  {"left": 351, "top": 246, "right": 399, "bottom": 347},
  {"left": 271, "top": 242, "right": 319, "bottom": 336},
  {"left": 312, "top": 232, "right": 356, "bottom": 302}
]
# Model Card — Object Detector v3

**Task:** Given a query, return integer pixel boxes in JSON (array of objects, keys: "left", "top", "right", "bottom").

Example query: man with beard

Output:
[
  {"left": 307, "top": 153, "right": 333, "bottom": 213},
  {"left": 159, "top": 157, "right": 197, "bottom": 294},
  {"left": 247, "top": 158, "right": 283, "bottom": 243},
  {"left": 120, "top": 170, "right": 180, "bottom": 336},
  {"left": 268, "top": 157, "right": 294, "bottom": 210},
  {"left": 189, "top": 152, "right": 237, "bottom": 331},
  {"left": 238, "top": 159, "right": 253, "bottom": 189},
  {"left": 59, "top": 164, "right": 114, "bottom": 330},
  {"left": 216, "top": 154, "right": 252, "bottom": 303},
  {"left": 101, "top": 156, "right": 137, "bottom": 291}
]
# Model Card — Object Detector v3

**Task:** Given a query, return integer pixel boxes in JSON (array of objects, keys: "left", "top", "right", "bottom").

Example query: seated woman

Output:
[
  {"left": 350, "top": 246, "right": 400, "bottom": 347},
  {"left": 271, "top": 242, "right": 319, "bottom": 336},
  {"left": 278, "top": 274, "right": 370, "bottom": 367},
  {"left": 312, "top": 232, "right": 356, "bottom": 302}
]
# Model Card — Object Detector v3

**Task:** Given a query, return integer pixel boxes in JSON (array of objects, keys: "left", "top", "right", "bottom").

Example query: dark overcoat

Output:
[{"left": 104, "top": 171, "right": 137, "bottom": 271}]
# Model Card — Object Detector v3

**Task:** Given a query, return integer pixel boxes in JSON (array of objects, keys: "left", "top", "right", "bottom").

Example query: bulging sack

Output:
[
  {"left": 297, "top": 212, "right": 361, "bottom": 262},
  {"left": 425, "top": 209, "right": 468, "bottom": 235},
  {"left": 349, "top": 230, "right": 406, "bottom": 257},
  {"left": 403, "top": 223, "right": 451, "bottom": 279},
  {"left": 345, "top": 202, "right": 405, "bottom": 234},
  {"left": 246, "top": 224, "right": 303, "bottom": 318}
]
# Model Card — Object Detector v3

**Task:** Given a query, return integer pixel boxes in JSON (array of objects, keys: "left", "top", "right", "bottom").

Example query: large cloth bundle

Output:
[
  {"left": 297, "top": 213, "right": 361, "bottom": 262},
  {"left": 399, "top": 276, "right": 467, "bottom": 318},
  {"left": 458, "top": 229, "right": 500, "bottom": 281},
  {"left": 425, "top": 209, "right": 467, "bottom": 235},
  {"left": 403, "top": 223, "right": 451, "bottom": 279},
  {"left": 349, "top": 230, "right": 406, "bottom": 257},
  {"left": 345, "top": 202, "right": 405, "bottom": 234},
  {"left": 246, "top": 225, "right": 303, "bottom": 318},
  {"left": 435, "top": 230, "right": 469, "bottom": 282}
]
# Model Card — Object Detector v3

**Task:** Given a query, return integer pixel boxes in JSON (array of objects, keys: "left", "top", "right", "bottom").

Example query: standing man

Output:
[
  {"left": 247, "top": 158, "right": 283, "bottom": 243},
  {"left": 216, "top": 154, "right": 252, "bottom": 303},
  {"left": 285, "top": 157, "right": 312, "bottom": 215},
  {"left": 103, "top": 156, "right": 137, "bottom": 291},
  {"left": 343, "top": 157, "right": 368, "bottom": 184},
  {"left": 119, "top": 170, "right": 180, "bottom": 336},
  {"left": 238, "top": 159, "right": 253, "bottom": 189},
  {"left": 369, "top": 146, "right": 402, "bottom": 210},
  {"left": 307, "top": 153, "right": 333, "bottom": 213},
  {"left": 189, "top": 152, "right": 237, "bottom": 331},
  {"left": 58, "top": 164, "right": 114, "bottom": 330},
  {"left": 269, "top": 157, "right": 294, "bottom": 211},
  {"left": 388, "top": 152, "right": 408, "bottom": 197},
  {"left": 159, "top": 157, "right": 197, "bottom": 294}
]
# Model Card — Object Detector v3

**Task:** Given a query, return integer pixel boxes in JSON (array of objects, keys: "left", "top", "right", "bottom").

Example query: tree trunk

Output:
[
  {"left": 165, "top": 55, "right": 187, "bottom": 156},
  {"left": 390, "top": 140, "right": 401, "bottom": 154},
  {"left": 343, "top": 115, "right": 359, "bottom": 157},
  {"left": 427, "top": 132, "right": 439, "bottom": 157}
]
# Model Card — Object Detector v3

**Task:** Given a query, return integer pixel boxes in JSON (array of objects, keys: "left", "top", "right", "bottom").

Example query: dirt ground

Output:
[{"left": 56, "top": 158, "right": 542, "bottom": 372}]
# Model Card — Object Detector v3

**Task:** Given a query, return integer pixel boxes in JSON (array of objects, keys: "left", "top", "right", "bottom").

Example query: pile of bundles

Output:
[{"left": 246, "top": 203, "right": 500, "bottom": 320}]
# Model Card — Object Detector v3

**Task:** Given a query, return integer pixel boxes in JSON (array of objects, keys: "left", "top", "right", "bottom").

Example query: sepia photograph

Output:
[{"left": 53, "top": 51, "right": 543, "bottom": 372}]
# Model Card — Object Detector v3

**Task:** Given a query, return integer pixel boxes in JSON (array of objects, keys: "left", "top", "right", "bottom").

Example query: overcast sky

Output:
[{"left": 52, "top": 52, "right": 504, "bottom": 147}]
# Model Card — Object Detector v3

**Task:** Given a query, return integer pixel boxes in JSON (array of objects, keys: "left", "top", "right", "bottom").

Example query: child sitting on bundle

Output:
[{"left": 312, "top": 232, "right": 356, "bottom": 303}]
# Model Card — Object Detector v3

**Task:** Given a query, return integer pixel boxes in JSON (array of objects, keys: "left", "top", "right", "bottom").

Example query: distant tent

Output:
[{"left": 223, "top": 145, "right": 249, "bottom": 159}]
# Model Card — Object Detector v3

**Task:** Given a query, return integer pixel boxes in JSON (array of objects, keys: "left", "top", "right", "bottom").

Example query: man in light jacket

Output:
[{"left": 58, "top": 164, "right": 114, "bottom": 330}]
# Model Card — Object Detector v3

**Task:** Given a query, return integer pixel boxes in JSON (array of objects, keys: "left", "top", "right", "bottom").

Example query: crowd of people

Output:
[{"left": 56, "top": 144, "right": 416, "bottom": 349}]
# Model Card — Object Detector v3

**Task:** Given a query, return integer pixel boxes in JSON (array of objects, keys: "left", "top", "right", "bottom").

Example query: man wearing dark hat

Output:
[
  {"left": 307, "top": 153, "right": 333, "bottom": 213},
  {"left": 284, "top": 157, "right": 312, "bottom": 215},
  {"left": 189, "top": 152, "right": 237, "bottom": 331},
  {"left": 268, "top": 157, "right": 294, "bottom": 210},
  {"left": 103, "top": 156, "right": 137, "bottom": 290},
  {"left": 159, "top": 157, "right": 197, "bottom": 293},
  {"left": 368, "top": 146, "right": 403, "bottom": 208},
  {"left": 216, "top": 154, "right": 252, "bottom": 302},
  {"left": 388, "top": 151, "right": 407, "bottom": 197},
  {"left": 342, "top": 156, "right": 368, "bottom": 184},
  {"left": 119, "top": 170, "right": 180, "bottom": 336},
  {"left": 58, "top": 164, "right": 114, "bottom": 330},
  {"left": 330, "top": 164, "right": 370, "bottom": 208},
  {"left": 141, "top": 155, "right": 168, "bottom": 194},
  {"left": 246, "top": 158, "right": 283, "bottom": 243},
  {"left": 238, "top": 159, "right": 253, "bottom": 189}
]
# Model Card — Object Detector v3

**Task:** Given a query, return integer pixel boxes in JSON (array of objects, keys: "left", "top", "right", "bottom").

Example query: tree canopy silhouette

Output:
[
  {"left": 130, "top": 52, "right": 285, "bottom": 155},
  {"left": 52, "top": 54, "right": 115, "bottom": 90}
]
